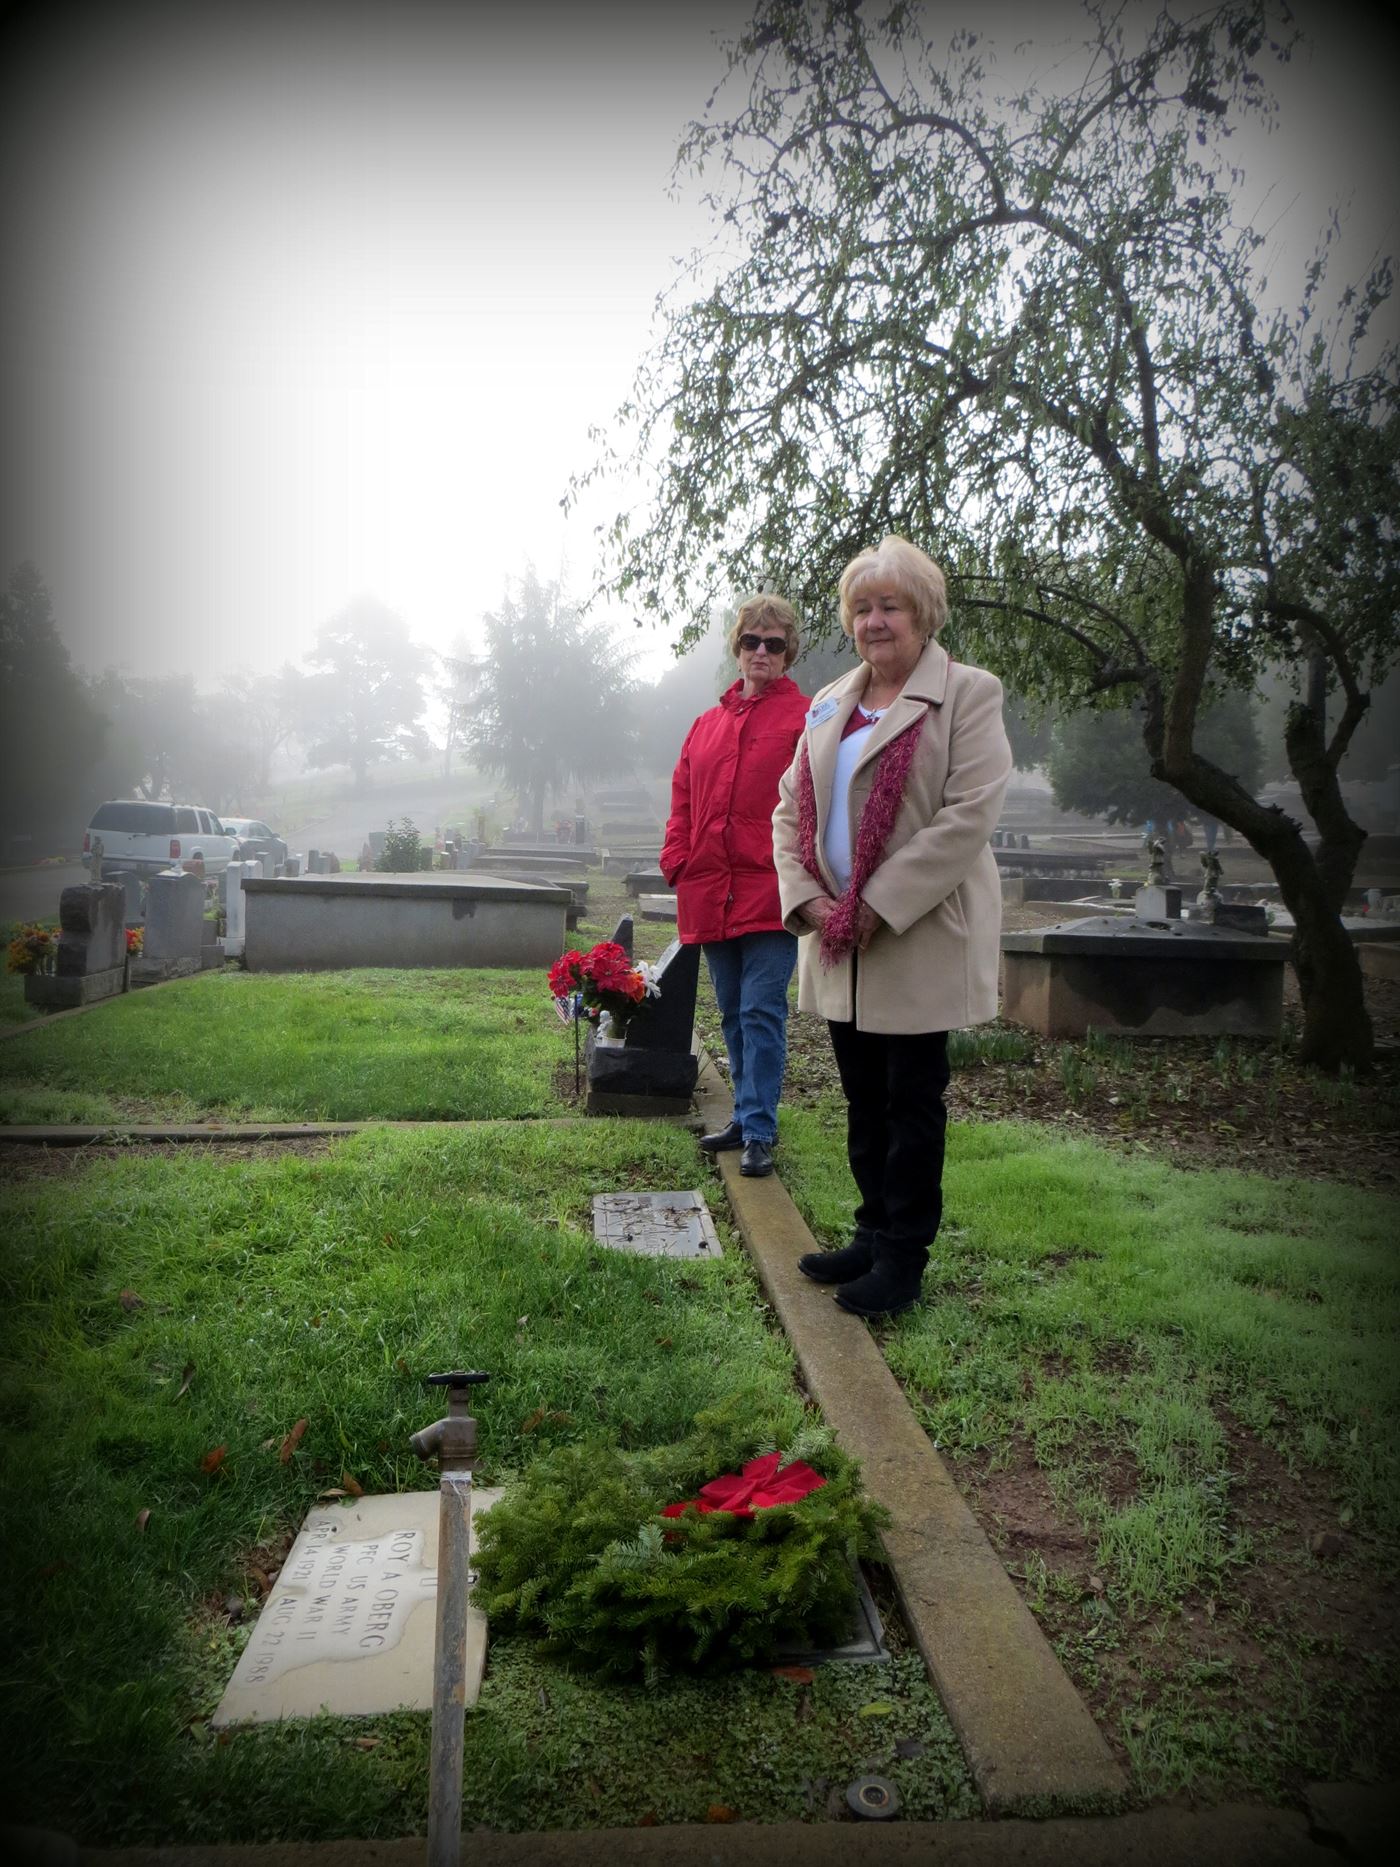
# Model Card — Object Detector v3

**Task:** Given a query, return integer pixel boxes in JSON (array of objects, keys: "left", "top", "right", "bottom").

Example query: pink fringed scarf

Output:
[{"left": 797, "top": 710, "right": 927, "bottom": 966}]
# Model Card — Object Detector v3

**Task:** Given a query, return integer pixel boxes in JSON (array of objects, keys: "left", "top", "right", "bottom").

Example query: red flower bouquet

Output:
[{"left": 548, "top": 940, "right": 653, "bottom": 1030}]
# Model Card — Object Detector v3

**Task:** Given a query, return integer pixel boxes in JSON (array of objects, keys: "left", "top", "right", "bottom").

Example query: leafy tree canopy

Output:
[
  {"left": 300, "top": 600, "right": 428, "bottom": 791},
  {"left": 1050, "top": 690, "right": 1262, "bottom": 826},
  {"left": 581, "top": 0, "right": 1400, "bottom": 1068},
  {"left": 0, "top": 562, "right": 107, "bottom": 846},
  {"left": 465, "top": 570, "right": 640, "bottom": 838}
]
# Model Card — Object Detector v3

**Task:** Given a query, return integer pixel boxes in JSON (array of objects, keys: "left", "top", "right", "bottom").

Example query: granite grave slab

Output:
[{"left": 592, "top": 1190, "right": 722, "bottom": 1259}]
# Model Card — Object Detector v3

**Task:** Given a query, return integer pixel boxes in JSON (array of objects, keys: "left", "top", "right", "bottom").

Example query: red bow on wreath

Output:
[{"left": 661, "top": 1451, "right": 826, "bottom": 1520}]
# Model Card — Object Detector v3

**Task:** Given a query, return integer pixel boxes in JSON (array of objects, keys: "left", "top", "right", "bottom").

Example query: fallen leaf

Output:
[
  {"left": 894, "top": 1736, "right": 926, "bottom": 1760},
  {"left": 770, "top": 1665, "right": 815, "bottom": 1685},
  {"left": 1087, "top": 1574, "right": 1106, "bottom": 1596},
  {"left": 249, "top": 1566, "right": 272, "bottom": 1594},
  {"left": 135, "top": 1507, "right": 151, "bottom": 1532},
  {"left": 200, "top": 1445, "right": 228, "bottom": 1474},
  {"left": 176, "top": 1362, "right": 196, "bottom": 1399},
  {"left": 705, "top": 1806, "right": 736, "bottom": 1824},
  {"left": 119, "top": 1289, "right": 145, "bottom": 1311},
  {"left": 318, "top": 1488, "right": 348, "bottom": 1500},
  {"left": 654, "top": 1336, "right": 673, "bottom": 1349},
  {"left": 341, "top": 1471, "right": 364, "bottom": 1498},
  {"left": 637, "top": 1812, "right": 659, "bottom": 1827},
  {"left": 858, "top": 1700, "right": 894, "bottom": 1718},
  {"left": 520, "top": 1408, "right": 548, "bottom": 1433},
  {"left": 353, "top": 1736, "right": 381, "bottom": 1752},
  {"left": 280, "top": 1418, "right": 308, "bottom": 1464}
]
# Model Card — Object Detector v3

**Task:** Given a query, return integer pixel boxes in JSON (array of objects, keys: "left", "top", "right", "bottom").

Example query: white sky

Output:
[{"left": 1, "top": 0, "right": 1395, "bottom": 693}]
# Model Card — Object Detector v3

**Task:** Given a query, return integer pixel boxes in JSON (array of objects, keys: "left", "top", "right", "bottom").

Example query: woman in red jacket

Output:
[{"left": 660, "top": 596, "right": 809, "bottom": 1177}]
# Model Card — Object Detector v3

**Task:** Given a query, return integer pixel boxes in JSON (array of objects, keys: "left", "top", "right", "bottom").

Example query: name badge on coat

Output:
[{"left": 805, "top": 697, "right": 839, "bottom": 728}]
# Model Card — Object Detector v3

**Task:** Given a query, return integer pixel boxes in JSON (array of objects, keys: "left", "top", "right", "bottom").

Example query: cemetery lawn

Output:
[
  {"left": 0, "top": 1123, "right": 976, "bottom": 1845},
  {"left": 0, "top": 967, "right": 571, "bottom": 1123},
  {"left": 781, "top": 1107, "right": 1400, "bottom": 1803}
]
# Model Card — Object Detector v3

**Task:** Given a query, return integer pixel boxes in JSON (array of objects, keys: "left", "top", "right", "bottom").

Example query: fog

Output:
[{"left": 1, "top": 0, "right": 1395, "bottom": 695}]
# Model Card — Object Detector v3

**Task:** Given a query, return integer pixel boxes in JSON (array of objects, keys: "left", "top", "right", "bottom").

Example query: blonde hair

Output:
[
  {"left": 838, "top": 536, "right": 948, "bottom": 641},
  {"left": 728, "top": 594, "right": 800, "bottom": 661}
]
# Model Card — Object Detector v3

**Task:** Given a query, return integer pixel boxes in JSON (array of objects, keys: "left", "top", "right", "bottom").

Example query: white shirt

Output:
[{"left": 821, "top": 708, "right": 884, "bottom": 890}]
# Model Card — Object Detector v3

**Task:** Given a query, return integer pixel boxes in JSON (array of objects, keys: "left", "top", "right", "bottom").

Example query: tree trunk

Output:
[{"left": 1251, "top": 813, "right": 1374, "bottom": 1072}]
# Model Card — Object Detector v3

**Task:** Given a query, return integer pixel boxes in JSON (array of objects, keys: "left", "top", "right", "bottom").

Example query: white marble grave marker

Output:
[{"left": 212, "top": 1488, "right": 500, "bottom": 1727}]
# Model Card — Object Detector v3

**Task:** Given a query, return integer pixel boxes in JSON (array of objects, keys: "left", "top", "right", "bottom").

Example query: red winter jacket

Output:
[{"left": 660, "top": 675, "right": 809, "bottom": 945}]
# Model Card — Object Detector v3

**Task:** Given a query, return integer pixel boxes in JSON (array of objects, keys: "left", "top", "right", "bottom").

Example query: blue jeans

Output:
[{"left": 703, "top": 931, "right": 797, "bottom": 1144}]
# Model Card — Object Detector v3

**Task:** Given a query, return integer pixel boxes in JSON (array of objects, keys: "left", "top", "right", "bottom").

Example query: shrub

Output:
[{"left": 377, "top": 818, "right": 421, "bottom": 872}]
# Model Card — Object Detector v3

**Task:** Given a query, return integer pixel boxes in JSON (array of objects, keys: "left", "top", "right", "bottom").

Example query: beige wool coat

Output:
[{"left": 772, "top": 637, "right": 1012, "bottom": 1034}]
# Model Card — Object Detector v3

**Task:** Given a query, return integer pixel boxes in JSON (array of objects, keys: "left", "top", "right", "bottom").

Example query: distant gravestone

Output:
[
  {"left": 586, "top": 938, "right": 700, "bottom": 1115},
  {"left": 223, "top": 860, "right": 258, "bottom": 957},
  {"left": 610, "top": 913, "right": 634, "bottom": 957},
  {"left": 133, "top": 871, "right": 205, "bottom": 984},
  {"left": 212, "top": 1489, "right": 500, "bottom": 1727},
  {"left": 1002, "top": 916, "right": 1286, "bottom": 1039},
  {"left": 105, "top": 868, "right": 145, "bottom": 926},
  {"left": 24, "top": 883, "right": 127, "bottom": 1010},
  {"left": 282, "top": 855, "right": 302, "bottom": 878},
  {"left": 1134, "top": 882, "right": 1182, "bottom": 922}
]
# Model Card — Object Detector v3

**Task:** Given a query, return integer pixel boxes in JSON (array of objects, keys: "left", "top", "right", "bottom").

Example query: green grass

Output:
[
  {"left": 778, "top": 1104, "right": 1400, "bottom": 1796},
  {"left": 0, "top": 1124, "right": 974, "bottom": 1842},
  {"left": 783, "top": 1110, "right": 1400, "bottom": 1569},
  {"left": 0, "top": 967, "right": 570, "bottom": 1122}
]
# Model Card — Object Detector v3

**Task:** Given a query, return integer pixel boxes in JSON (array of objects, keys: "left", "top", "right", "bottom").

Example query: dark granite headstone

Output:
[
  {"left": 24, "top": 883, "right": 127, "bottom": 1010},
  {"left": 610, "top": 913, "right": 635, "bottom": 957},
  {"left": 586, "top": 938, "right": 700, "bottom": 1114}
]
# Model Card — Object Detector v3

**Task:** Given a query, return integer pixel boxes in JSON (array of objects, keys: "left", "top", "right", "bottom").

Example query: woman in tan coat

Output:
[{"left": 773, "top": 536, "right": 1012, "bottom": 1318}]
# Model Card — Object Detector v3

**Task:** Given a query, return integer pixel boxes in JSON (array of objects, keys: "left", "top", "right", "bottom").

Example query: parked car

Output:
[
  {"left": 220, "top": 817, "right": 288, "bottom": 870},
  {"left": 83, "top": 801, "right": 243, "bottom": 879}
]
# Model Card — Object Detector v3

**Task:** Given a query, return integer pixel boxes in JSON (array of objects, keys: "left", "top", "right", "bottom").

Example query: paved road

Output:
[{"left": 0, "top": 861, "right": 88, "bottom": 926}]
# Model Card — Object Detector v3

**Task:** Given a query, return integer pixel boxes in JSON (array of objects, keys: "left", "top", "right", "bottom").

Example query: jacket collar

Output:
[
  {"left": 834, "top": 634, "right": 948, "bottom": 708},
  {"left": 804, "top": 638, "right": 947, "bottom": 848},
  {"left": 721, "top": 672, "right": 801, "bottom": 710}
]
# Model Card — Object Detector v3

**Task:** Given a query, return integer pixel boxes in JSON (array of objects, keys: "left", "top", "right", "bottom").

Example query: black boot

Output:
[
  {"left": 798, "top": 1230, "right": 875, "bottom": 1285},
  {"left": 834, "top": 1244, "right": 928, "bottom": 1319},
  {"left": 699, "top": 1119, "right": 743, "bottom": 1153}
]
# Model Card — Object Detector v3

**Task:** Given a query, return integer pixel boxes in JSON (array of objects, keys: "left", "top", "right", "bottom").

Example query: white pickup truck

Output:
[{"left": 83, "top": 800, "right": 244, "bottom": 879}]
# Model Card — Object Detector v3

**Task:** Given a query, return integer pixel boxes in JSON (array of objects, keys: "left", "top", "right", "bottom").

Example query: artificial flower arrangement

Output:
[
  {"left": 472, "top": 1392, "right": 888, "bottom": 1683},
  {"left": 5, "top": 922, "right": 58, "bottom": 975},
  {"left": 548, "top": 939, "right": 657, "bottom": 1032},
  {"left": 125, "top": 927, "right": 143, "bottom": 957}
]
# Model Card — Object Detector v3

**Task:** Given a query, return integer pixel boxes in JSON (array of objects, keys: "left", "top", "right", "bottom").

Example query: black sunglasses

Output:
[{"left": 739, "top": 634, "right": 788, "bottom": 655}]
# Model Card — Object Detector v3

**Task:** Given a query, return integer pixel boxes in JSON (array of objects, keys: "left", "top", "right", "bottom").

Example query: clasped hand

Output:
[{"left": 800, "top": 895, "right": 882, "bottom": 952}]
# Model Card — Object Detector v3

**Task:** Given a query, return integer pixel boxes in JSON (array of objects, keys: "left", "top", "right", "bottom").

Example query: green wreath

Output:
[{"left": 473, "top": 1394, "right": 889, "bottom": 1683}]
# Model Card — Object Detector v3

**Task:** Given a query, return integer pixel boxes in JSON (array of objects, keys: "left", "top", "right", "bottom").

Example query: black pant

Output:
[{"left": 827, "top": 1018, "right": 951, "bottom": 1257}]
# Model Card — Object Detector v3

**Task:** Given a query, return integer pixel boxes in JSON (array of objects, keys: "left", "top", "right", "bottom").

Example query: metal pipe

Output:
[
  {"left": 426, "top": 1468, "right": 473, "bottom": 1867},
  {"left": 412, "top": 1370, "right": 490, "bottom": 1867}
]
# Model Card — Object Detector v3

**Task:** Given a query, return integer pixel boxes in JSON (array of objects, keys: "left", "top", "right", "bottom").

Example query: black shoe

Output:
[
  {"left": 834, "top": 1247, "right": 928, "bottom": 1319},
  {"left": 798, "top": 1232, "right": 875, "bottom": 1285},
  {"left": 699, "top": 1120, "right": 743, "bottom": 1153},
  {"left": 739, "top": 1139, "right": 775, "bottom": 1177}
]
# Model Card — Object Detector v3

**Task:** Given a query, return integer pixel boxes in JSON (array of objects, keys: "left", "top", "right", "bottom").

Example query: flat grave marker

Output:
[
  {"left": 592, "top": 1189, "right": 722, "bottom": 1259},
  {"left": 212, "top": 1487, "right": 501, "bottom": 1727}
]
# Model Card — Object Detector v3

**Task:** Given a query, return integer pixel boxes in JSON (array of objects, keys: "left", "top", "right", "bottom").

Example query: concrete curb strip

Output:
[
  {"left": 696, "top": 1062, "right": 1124, "bottom": 1816},
  {"left": 22, "top": 1801, "right": 1362, "bottom": 1865}
]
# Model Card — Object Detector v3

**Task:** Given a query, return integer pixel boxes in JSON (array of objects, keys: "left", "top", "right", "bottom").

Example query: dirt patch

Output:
[
  {"left": 0, "top": 1137, "right": 340, "bottom": 1182},
  {"left": 768, "top": 913, "right": 1400, "bottom": 1193},
  {"left": 955, "top": 1417, "right": 1400, "bottom": 1795}
]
